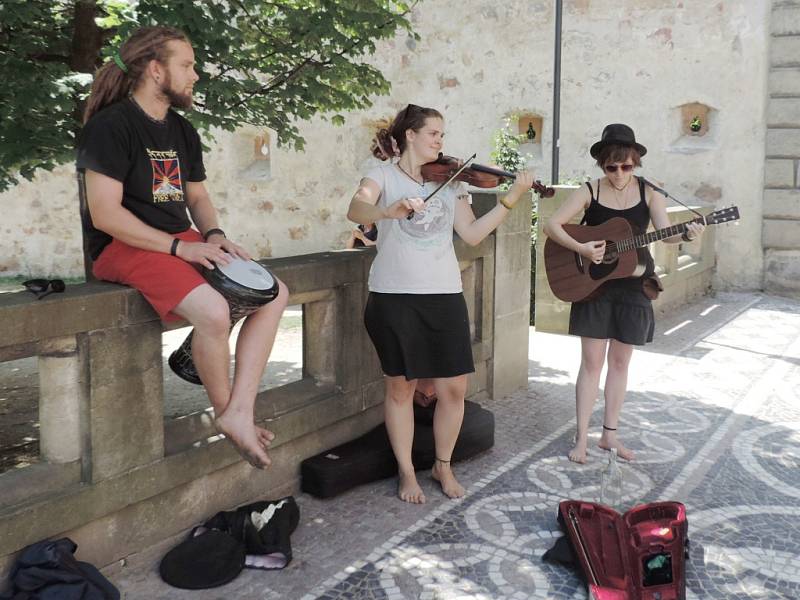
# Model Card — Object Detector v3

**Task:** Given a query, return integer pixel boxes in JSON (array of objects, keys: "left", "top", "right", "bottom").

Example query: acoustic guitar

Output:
[{"left": 544, "top": 206, "right": 740, "bottom": 302}]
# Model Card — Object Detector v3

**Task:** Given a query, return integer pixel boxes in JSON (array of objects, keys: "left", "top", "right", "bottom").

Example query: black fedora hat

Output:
[{"left": 590, "top": 123, "right": 647, "bottom": 159}]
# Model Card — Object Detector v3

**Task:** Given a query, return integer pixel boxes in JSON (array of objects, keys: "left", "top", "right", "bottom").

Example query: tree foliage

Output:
[{"left": 0, "top": 0, "right": 418, "bottom": 191}]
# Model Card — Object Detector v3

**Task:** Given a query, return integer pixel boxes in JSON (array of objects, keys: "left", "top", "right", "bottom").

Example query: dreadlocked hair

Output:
[{"left": 83, "top": 26, "right": 189, "bottom": 123}]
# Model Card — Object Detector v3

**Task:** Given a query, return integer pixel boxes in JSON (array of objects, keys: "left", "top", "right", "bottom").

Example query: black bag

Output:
[
  {"left": 1, "top": 538, "right": 119, "bottom": 600},
  {"left": 300, "top": 425, "right": 397, "bottom": 499},
  {"left": 301, "top": 401, "right": 495, "bottom": 498},
  {"left": 159, "top": 496, "right": 300, "bottom": 589}
]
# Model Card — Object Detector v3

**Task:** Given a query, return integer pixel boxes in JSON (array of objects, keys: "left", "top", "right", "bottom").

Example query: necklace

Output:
[
  {"left": 129, "top": 95, "right": 168, "bottom": 126},
  {"left": 609, "top": 177, "right": 632, "bottom": 209},
  {"left": 396, "top": 162, "right": 424, "bottom": 187}
]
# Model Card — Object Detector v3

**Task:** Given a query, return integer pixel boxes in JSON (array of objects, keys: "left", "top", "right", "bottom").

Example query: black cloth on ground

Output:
[
  {"left": 159, "top": 496, "right": 300, "bottom": 590},
  {"left": 0, "top": 538, "right": 120, "bottom": 600}
]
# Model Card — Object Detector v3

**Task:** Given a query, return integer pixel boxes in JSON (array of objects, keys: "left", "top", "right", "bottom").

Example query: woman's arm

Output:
[
  {"left": 347, "top": 177, "right": 425, "bottom": 224},
  {"left": 542, "top": 185, "right": 606, "bottom": 262},
  {"left": 452, "top": 173, "right": 533, "bottom": 246},
  {"left": 648, "top": 187, "right": 705, "bottom": 243}
]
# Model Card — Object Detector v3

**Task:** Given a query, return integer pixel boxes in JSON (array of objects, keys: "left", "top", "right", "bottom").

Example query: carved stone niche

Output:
[
  {"left": 518, "top": 115, "right": 543, "bottom": 144},
  {"left": 240, "top": 131, "right": 272, "bottom": 180},
  {"left": 253, "top": 132, "right": 271, "bottom": 160},
  {"left": 680, "top": 103, "right": 710, "bottom": 137}
]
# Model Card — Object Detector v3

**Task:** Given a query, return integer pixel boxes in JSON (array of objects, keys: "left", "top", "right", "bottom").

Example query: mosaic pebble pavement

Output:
[{"left": 116, "top": 293, "right": 800, "bottom": 599}]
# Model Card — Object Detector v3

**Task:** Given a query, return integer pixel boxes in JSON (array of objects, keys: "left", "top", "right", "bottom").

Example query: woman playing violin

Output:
[
  {"left": 543, "top": 124, "right": 705, "bottom": 465},
  {"left": 347, "top": 103, "right": 533, "bottom": 503}
]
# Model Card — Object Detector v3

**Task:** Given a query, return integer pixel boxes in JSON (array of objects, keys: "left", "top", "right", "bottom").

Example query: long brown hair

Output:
[
  {"left": 371, "top": 104, "right": 443, "bottom": 160},
  {"left": 83, "top": 26, "right": 189, "bottom": 123}
]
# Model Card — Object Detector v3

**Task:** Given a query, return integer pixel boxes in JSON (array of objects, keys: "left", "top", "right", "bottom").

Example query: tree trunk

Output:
[{"left": 69, "top": 0, "right": 104, "bottom": 73}]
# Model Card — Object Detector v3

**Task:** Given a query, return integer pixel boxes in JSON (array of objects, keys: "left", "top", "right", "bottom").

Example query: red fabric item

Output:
[{"left": 93, "top": 228, "right": 206, "bottom": 322}]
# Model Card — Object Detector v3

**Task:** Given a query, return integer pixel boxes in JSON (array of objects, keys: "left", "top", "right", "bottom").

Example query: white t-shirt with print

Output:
[{"left": 364, "top": 163, "right": 467, "bottom": 294}]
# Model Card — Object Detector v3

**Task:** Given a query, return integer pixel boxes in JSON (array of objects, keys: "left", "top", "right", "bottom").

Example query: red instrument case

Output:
[{"left": 557, "top": 500, "right": 688, "bottom": 600}]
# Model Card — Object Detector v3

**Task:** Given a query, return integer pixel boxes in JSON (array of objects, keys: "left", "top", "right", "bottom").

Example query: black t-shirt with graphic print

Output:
[{"left": 76, "top": 98, "right": 206, "bottom": 259}]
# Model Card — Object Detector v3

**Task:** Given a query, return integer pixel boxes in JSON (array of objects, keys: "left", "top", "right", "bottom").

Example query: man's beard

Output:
[{"left": 159, "top": 73, "right": 193, "bottom": 110}]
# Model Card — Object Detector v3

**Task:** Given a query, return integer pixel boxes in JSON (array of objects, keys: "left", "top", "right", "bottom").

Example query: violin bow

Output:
[{"left": 407, "top": 153, "right": 476, "bottom": 221}]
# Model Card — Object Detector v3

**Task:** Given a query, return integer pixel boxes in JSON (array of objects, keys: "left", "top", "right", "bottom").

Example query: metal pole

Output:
[{"left": 551, "top": 0, "right": 563, "bottom": 185}]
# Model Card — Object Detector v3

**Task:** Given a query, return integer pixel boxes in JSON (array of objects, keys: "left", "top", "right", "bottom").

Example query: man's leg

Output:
[
  {"left": 172, "top": 284, "right": 271, "bottom": 468},
  {"left": 225, "top": 279, "right": 289, "bottom": 454}
]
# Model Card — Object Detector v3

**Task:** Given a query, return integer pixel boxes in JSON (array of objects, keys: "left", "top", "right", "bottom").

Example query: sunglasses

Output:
[
  {"left": 604, "top": 163, "right": 635, "bottom": 173},
  {"left": 23, "top": 278, "right": 66, "bottom": 300}
]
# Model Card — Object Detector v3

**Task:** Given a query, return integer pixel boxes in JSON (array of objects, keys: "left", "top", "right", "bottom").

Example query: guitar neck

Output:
[{"left": 618, "top": 218, "right": 702, "bottom": 252}]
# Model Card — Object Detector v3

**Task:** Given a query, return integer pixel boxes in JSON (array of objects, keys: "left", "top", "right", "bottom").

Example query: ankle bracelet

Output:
[
  {"left": 603, "top": 425, "right": 617, "bottom": 431},
  {"left": 435, "top": 457, "right": 451, "bottom": 464}
]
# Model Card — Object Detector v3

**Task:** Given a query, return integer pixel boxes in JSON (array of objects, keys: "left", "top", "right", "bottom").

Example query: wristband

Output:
[
  {"left": 203, "top": 227, "right": 226, "bottom": 241},
  {"left": 499, "top": 196, "right": 514, "bottom": 210},
  {"left": 681, "top": 231, "right": 693, "bottom": 242},
  {"left": 170, "top": 238, "right": 180, "bottom": 256}
]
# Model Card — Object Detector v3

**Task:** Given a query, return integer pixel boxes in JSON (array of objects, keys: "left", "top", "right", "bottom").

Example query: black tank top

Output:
[{"left": 582, "top": 176, "right": 655, "bottom": 283}]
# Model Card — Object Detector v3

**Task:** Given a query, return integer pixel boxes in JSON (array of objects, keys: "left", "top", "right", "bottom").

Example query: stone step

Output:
[
  {"left": 772, "top": 5, "right": 800, "bottom": 36},
  {"left": 765, "top": 159, "right": 798, "bottom": 188},
  {"left": 768, "top": 97, "right": 800, "bottom": 127},
  {"left": 766, "top": 128, "right": 800, "bottom": 158},
  {"left": 771, "top": 36, "right": 800, "bottom": 68},
  {"left": 763, "top": 217, "right": 800, "bottom": 249},
  {"left": 770, "top": 68, "right": 800, "bottom": 97},
  {"left": 763, "top": 189, "right": 800, "bottom": 219}
]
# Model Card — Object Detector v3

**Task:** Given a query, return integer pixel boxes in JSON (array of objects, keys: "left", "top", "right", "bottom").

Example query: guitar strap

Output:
[{"left": 580, "top": 181, "right": 595, "bottom": 226}]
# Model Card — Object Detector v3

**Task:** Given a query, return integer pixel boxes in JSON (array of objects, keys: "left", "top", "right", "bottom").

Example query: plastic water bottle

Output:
[{"left": 600, "top": 448, "right": 624, "bottom": 510}]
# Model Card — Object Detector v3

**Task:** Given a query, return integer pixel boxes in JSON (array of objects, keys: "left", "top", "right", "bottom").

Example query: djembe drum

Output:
[{"left": 168, "top": 257, "right": 280, "bottom": 385}]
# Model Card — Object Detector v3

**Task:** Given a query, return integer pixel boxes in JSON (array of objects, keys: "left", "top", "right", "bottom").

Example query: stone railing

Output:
[
  {"left": 534, "top": 186, "right": 716, "bottom": 334},
  {"left": 0, "top": 191, "right": 531, "bottom": 577}
]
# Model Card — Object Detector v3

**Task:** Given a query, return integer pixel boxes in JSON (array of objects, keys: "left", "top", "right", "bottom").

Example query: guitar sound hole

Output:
[{"left": 589, "top": 256, "right": 618, "bottom": 280}]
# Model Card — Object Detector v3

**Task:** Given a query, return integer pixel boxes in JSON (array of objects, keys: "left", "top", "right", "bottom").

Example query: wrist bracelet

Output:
[
  {"left": 170, "top": 238, "right": 180, "bottom": 256},
  {"left": 499, "top": 197, "right": 514, "bottom": 210},
  {"left": 203, "top": 227, "right": 226, "bottom": 241},
  {"left": 681, "top": 231, "right": 693, "bottom": 242}
]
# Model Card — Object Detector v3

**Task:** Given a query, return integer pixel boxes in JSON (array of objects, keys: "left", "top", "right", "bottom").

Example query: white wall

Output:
[{"left": 0, "top": 0, "right": 770, "bottom": 289}]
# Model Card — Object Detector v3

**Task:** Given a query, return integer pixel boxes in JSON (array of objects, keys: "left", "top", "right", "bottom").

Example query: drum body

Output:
[{"left": 168, "top": 258, "right": 280, "bottom": 385}]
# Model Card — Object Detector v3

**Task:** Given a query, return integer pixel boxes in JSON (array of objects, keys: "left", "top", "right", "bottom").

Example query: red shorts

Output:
[{"left": 93, "top": 229, "right": 207, "bottom": 322}]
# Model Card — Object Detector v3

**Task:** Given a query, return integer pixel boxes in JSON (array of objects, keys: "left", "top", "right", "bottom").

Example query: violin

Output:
[{"left": 421, "top": 153, "right": 555, "bottom": 198}]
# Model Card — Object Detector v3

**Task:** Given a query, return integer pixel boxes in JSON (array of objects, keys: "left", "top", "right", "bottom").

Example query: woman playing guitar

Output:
[{"left": 543, "top": 124, "right": 705, "bottom": 465}]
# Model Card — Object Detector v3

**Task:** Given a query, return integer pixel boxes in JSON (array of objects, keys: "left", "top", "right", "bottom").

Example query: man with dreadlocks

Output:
[{"left": 77, "top": 26, "right": 288, "bottom": 469}]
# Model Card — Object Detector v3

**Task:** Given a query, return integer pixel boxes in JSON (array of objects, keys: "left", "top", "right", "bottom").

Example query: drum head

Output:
[{"left": 215, "top": 257, "right": 275, "bottom": 291}]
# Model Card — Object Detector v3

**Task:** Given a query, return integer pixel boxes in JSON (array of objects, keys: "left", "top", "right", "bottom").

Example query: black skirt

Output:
[
  {"left": 568, "top": 282, "right": 655, "bottom": 346},
  {"left": 364, "top": 292, "right": 475, "bottom": 380}
]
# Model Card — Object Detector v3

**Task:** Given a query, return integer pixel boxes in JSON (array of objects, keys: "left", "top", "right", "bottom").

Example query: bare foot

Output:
[
  {"left": 431, "top": 461, "right": 465, "bottom": 499},
  {"left": 568, "top": 438, "right": 588, "bottom": 464},
  {"left": 215, "top": 408, "right": 272, "bottom": 468},
  {"left": 398, "top": 471, "right": 426, "bottom": 504},
  {"left": 598, "top": 435, "right": 635, "bottom": 461},
  {"left": 256, "top": 426, "right": 275, "bottom": 450}
]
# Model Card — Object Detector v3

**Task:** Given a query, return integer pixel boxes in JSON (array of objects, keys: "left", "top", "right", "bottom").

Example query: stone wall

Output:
[
  {"left": 0, "top": 0, "right": 770, "bottom": 293},
  {"left": 763, "top": 0, "right": 800, "bottom": 297}
]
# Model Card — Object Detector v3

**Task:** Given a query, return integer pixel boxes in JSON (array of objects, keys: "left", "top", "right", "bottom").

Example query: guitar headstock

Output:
[{"left": 706, "top": 206, "right": 740, "bottom": 226}]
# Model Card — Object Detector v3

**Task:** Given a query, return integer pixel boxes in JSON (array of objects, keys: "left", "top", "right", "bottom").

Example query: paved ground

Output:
[{"left": 107, "top": 291, "right": 800, "bottom": 599}]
